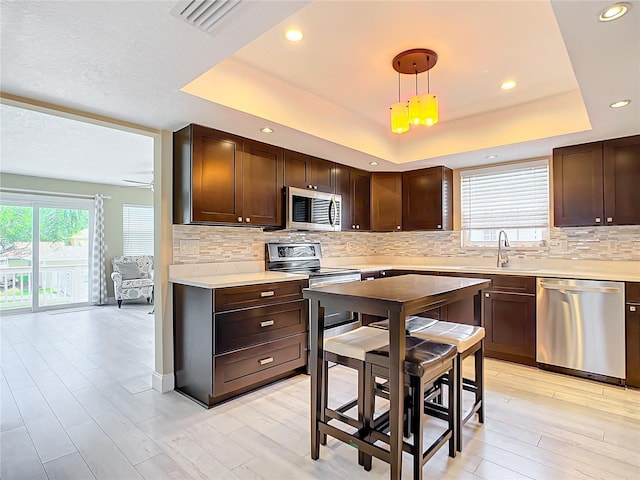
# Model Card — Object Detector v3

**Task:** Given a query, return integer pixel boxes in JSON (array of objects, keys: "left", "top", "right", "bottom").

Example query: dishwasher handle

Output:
[{"left": 538, "top": 282, "right": 621, "bottom": 295}]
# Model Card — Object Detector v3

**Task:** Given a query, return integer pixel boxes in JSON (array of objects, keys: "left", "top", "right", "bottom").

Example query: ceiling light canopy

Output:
[
  {"left": 285, "top": 29, "right": 303, "bottom": 42},
  {"left": 599, "top": 3, "right": 631, "bottom": 22},
  {"left": 389, "top": 48, "right": 439, "bottom": 134}
]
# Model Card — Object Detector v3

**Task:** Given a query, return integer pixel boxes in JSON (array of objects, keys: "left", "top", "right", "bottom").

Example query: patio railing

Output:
[{"left": 0, "top": 264, "right": 89, "bottom": 310}]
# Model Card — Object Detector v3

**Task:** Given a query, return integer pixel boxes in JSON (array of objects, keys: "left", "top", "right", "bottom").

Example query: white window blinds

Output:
[
  {"left": 122, "top": 204, "right": 154, "bottom": 256},
  {"left": 460, "top": 160, "right": 549, "bottom": 245}
]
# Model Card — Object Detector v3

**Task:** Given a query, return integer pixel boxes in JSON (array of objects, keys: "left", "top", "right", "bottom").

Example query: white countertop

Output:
[
  {"left": 343, "top": 263, "right": 639, "bottom": 282},
  {"left": 169, "top": 271, "right": 308, "bottom": 289}
]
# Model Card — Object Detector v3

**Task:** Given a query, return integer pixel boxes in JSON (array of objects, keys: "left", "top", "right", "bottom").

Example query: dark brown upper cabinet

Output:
[
  {"left": 402, "top": 166, "right": 453, "bottom": 231},
  {"left": 553, "top": 134, "right": 640, "bottom": 227},
  {"left": 371, "top": 172, "right": 402, "bottom": 231},
  {"left": 335, "top": 165, "right": 371, "bottom": 231},
  {"left": 173, "top": 124, "right": 283, "bottom": 227},
  {"left": 284, "top": 150, "right": 335, "bottom": 193}
]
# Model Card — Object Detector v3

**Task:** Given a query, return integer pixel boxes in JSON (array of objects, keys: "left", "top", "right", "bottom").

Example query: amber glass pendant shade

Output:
[
  {"left": 390, "top": 102, "right": 409, "bottom": 134},
  {"left": 420, "top": 94, "right": 438, "bottom": 126},
  {"left": 408, "top": 95, "right": 422, "bottom": 125}
]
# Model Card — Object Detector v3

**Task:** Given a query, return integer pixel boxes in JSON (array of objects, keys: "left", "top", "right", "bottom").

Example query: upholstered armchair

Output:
[{"left": 110, "top": 256, "right": 154, "bottom": 308}]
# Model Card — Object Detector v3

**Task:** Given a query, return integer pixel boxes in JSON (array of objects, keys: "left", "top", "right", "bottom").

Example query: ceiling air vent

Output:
[{"left": 172, "top": 0, "right": 243, "bottom": 34}]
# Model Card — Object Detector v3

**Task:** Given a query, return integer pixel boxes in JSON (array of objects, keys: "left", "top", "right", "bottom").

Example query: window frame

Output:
[{"left": 459, "top": 158, "right": 550, "bottom": 248}]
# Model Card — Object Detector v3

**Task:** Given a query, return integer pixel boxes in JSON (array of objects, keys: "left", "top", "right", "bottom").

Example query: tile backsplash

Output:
[{"left": 173, "top": 225, "right": 640, "bottom": 264}]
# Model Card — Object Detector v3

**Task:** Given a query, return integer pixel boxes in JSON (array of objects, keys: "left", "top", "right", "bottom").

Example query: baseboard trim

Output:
[{"left": 152, "top": 371, "right": 175, "bottom": 393}]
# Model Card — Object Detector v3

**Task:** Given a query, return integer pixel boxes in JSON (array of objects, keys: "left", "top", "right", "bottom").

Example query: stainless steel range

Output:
[{"left": 266, "top": 242, "right": 362, "bottom": 335}]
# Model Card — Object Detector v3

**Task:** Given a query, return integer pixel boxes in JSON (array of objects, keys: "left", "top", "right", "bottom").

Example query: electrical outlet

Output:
[{"left": 180, "top": 240, "right": 199, "bottom": 255}]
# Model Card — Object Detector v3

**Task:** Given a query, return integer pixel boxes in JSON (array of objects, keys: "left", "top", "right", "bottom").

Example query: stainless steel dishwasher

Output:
[{"left": 536, "top": 278, "right": 625, "bottom": 381}]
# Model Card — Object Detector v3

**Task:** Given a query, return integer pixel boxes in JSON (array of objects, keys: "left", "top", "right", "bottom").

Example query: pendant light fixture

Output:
[
  {"left": 390, "top": 48, "right": 439, "bottom": 134},
  {"left": 390, "top": 65, "right": 409, "bottom": 134}
]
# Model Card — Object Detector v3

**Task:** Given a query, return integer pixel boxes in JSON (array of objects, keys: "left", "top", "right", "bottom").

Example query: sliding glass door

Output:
[{"left": 0, "top": 194, "right": 93, "bottom": 312}]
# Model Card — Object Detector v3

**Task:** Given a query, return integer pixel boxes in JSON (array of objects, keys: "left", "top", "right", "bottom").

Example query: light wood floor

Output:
[{"left": 1, "top": 304, "right": 639, "bottom": 479}]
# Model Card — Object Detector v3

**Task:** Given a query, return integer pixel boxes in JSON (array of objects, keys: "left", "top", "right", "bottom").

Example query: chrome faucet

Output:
[{"left": 497, "top": 230, "right": 510, "bottom": 268}]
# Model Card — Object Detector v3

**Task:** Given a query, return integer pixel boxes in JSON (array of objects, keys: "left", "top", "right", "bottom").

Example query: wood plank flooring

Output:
[{"left": 1, "top": 304, "right": 639, "bottom": 479}]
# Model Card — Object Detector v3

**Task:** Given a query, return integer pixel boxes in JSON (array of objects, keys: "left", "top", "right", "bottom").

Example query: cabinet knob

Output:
[
  {"left": 381, "top": 271, "right": 386, "bottom": 276},
  {"left": 356, "top": 225, "right": 360, "bottom": 229},
  {"left": 307, "top": 185, "right": 313, "bottom": 189},
  {"left": 396, "top": 225, "right": 401, "bottom": 230},
  {"left": 437, "top": 224, "right": 442, "bottom": 229},
  {"left": 485, "top": 293, "right": 490, "bottom": 298},
  {"left": 313, "top": 185, "right": 318, "bottom": 190},
  {"left": 237, "top": 217, "right": 243, "bottom": 222},
  {"left": 595, "top": 217, "right": 601, "bottom": 223},
  {"left": 352, "top": 225, "right": 356, "bottom": 229},
  {"left": 631, "top": 306, "right": 637, "bottom": 312},
  {"left": 607, "top": 217, "right": 613, "bottom": 222},
  {"left": 245, "top": 218, "right": 250, "bottom": 223}
]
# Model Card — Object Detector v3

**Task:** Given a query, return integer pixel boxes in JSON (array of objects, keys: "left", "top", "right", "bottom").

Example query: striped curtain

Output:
[{"left": 90, "top": 194, "right": 108, "bottom": 305}]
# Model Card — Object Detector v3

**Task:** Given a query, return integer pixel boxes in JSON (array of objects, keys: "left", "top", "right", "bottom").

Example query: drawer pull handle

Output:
[
  {"left": 631, "top": 306, "right": 637, "bottom": 312},
  {"left": 259, "top": 357, "right": 274, "bottom": 365},
  {"left": 260, "top": 291, "right": 275, "bottom": 297},
  {"left": 260, "top": 320, "right": 275, "bottom": 327}
]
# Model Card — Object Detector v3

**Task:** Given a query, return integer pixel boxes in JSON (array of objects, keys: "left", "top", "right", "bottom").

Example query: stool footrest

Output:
[
  {"left": 318, "top": 422, "right": 390, "bottom": 463},
  {"left": 324, "top": 408, "right": 362, "bottom": 429}
]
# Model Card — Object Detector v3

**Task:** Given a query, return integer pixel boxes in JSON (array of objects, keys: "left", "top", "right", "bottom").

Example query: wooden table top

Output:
[{"left": 303, "top": 274, "right": 490, "bottom": 305}]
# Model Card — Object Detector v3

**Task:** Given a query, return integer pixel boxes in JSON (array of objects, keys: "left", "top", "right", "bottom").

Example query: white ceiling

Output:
[{"left": 0, "top": 0, "right": 638, "bottom": 186}]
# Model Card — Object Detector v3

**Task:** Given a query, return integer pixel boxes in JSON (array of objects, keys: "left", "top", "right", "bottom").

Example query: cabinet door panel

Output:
[
  {"left": 335, "top": 165, "right": 353, "bottom": 230},
  {"left": 402, "top": 167, "right": 452, "bottom": 230},
  {"left": 604, "top": 135, "right": 640, "bottom": 225},
  {"left": 553, "top": 143, "right": 603, "bottom": 226},
  {"left": 243, "top": 140, "right": 283, "bottom": 227},
  {"left": 371, "top": 173, "right": 402, "bottom": 231},
  {"left": 311, "top": 157, "right": 335, "bottom": 193},
  {"left": 353, "top": 170, "right": 371, "bottom": 230},
  {"left": 192, "top": 127, "right": 243, "bottom": 224},
  {"left": 626, "top": 303, "right": 640, "bottom": 388},
  {"left": 484, "top": 292, "right": 536, "bottom": 363},
  {"left": 284, "top": 150, "right": 311, "bottom": 189}
]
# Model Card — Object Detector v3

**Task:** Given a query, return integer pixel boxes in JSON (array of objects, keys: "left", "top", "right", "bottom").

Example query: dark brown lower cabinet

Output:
[
  {"left": 174, "top": 280, "right": 308, "bottom": 407},
  {"left": 484, "top": 288, "right": 536, "bottom": 366},
  {"left": 626, "top": 282, "right": 640, "bottom": 388}
]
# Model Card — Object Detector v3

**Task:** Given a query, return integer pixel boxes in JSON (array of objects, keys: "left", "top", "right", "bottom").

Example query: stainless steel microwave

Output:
[{"left": 286, "top": 186, "right": 342, "bottom": 231}]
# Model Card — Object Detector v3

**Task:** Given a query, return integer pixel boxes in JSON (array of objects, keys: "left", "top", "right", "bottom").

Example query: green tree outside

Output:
[{"left": 0, "top": 206, "right": 89, "bottom": 250}]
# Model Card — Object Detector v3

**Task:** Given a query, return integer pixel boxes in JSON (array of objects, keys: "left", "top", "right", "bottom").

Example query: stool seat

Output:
[
  {"left": 366, "top": 337, "right": 457, "bottom": 378},
  {"left": 412, "top": 320, "right": 484, "bottom": 353},
  {"left": 368, "top": 315, "right": 438, "bottom": 334},
  {"left": 324, "top": 326, "right": 390, "bottom": 362}
]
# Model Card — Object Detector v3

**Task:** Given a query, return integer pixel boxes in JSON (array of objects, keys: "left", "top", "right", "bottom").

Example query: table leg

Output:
[
  {"left": 388, "top": 310, "right": 406, "bottom": 480},
  {"left": 310, "top": 299, "right": 325, "bottom": 460}
]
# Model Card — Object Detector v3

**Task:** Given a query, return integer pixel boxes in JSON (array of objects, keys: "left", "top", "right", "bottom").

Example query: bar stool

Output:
[
  {"left": 321, "top": 326, "right": 390, "bottom": 461},
  {"left": 411, "top": 320, "right": 485, "bottom": 452},
  {"left": 363, "top": 336, "right": 457, "bottom": 480}
]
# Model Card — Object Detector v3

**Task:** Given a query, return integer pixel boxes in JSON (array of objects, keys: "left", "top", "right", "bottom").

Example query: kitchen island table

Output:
[{"left": 304, "top": 274, "right": 490, "bottom": 479}]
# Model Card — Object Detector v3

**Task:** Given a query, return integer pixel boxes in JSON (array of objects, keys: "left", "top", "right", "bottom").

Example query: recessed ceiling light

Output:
[
  {"left": 486, "top": 155, "right": 498, "bottom": 159},
  {"left": 285, "top": 29, "right": 304, "bottom": 42},
  {"left": 369, "top": 161, "right": 379, "bottom": 166},
  {"left": 609, "top": 99, "right": 631, "bottom": 108},
  {"left": 500, "top": 80, "right": 517, "bottom": 90},
  {"left": 599, "top": 3, "right": 631, "bottom": 22},
  {"left": 260, "top": 127, "right": 273, "bottom": 133}
]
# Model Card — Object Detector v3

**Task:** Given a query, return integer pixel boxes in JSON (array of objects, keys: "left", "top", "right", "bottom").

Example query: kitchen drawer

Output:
[
  {"left": 214, "top": 333, "right": 307, "bottom": 395},
  {"left": 489, "top": 275, "right": 535, "bottom": 294},
  {"left": 215, "top": 280, "right": 306, "bottom": 312},
  {"left": 627, "top": 282, "right": 640, "bottom": 303},
  {"left": 215, "top": 299, "right": 307, "bottom": 354}
]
